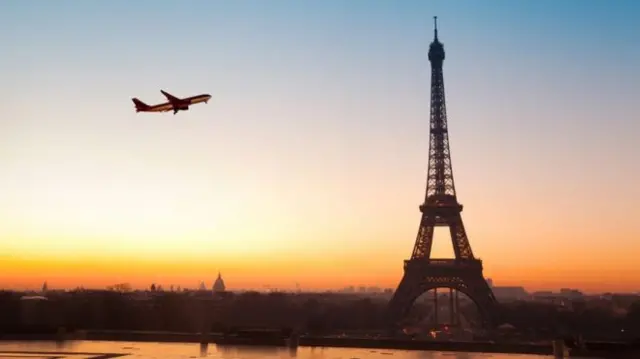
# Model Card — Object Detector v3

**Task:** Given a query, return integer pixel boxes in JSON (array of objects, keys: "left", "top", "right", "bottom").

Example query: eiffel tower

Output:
[{"left": 387, "top": 17, "right": 499, "bottom": 329}]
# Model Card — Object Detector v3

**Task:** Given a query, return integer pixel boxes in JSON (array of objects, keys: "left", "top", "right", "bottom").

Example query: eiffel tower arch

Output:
[
  {"left": 387, "top": 17, "right": 500, "bottom": 330},
  {"left": 390, "top": 260, "right": 498, "bottom": 328}
]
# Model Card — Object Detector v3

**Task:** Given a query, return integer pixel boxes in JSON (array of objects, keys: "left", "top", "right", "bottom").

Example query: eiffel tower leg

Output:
[
  {"left": 387, "top": 272, "right": 417, "bottom": 329},
  {"left": 462, "top": 275, "right": 499, "bottom": 328},
  {"left": 449, "top": 216, "right": 474, "bottom": 260},
  {"left": 433, "top": 288, "right": 438, "bottom": 326},
  {"left": 455, "top": 289, "right": 460, "bottom": 326},
  {"left": 449, "top": 288, "right": 454, "bottom": 326}
]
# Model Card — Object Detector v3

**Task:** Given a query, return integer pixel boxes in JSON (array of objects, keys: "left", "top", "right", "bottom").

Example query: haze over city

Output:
[{"left": 1, "top": 0, "right": 639, "bottom": 293}]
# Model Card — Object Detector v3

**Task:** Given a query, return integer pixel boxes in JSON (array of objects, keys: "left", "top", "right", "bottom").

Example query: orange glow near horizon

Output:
[
  {"left": 2, "top": 215, "right": 639, "bottom": 294},
  {"left": 2, "top": 130, "right": 639, "bottom": 294},
  {"left": 2, "top": 253, "right": 639, "bottom": 294}
]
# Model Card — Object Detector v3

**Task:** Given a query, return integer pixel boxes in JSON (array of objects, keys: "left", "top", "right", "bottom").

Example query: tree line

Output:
[{"left": 1, "top": 290, "right": 639, "bottom": 341}]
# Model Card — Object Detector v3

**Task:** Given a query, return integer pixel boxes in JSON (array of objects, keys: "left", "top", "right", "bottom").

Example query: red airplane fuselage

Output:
[{"left": 132, "top": 90, "right": 211, "bottom": 115}]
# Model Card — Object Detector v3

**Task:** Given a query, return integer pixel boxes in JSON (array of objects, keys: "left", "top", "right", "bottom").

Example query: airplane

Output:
[{"left": 132, "top": 90, "right": 212, "bottom": 115}]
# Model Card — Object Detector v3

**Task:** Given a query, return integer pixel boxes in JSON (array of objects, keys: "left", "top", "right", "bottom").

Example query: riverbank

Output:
[
  {"left": 0, "top": 350, "right": 128, "bottom": 359},
  {"left": 1, "top": 330, "right": 637, "bottom": 358}
]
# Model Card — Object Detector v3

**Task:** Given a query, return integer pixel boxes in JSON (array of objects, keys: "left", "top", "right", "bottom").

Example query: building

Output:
[
  {"left": 213, "top": 272, "right": 226, "bottom": 293},
  {"left": 492, "top": 286, "right": 529, "bottom": 301},
  {"left": 559, "top": 288, "right": 584, "bottom": 299}
]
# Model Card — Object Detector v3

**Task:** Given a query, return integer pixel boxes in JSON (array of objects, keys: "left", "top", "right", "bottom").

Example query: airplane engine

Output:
[{"left": 179, "top": 106, "right": 189, "bottom": 111}]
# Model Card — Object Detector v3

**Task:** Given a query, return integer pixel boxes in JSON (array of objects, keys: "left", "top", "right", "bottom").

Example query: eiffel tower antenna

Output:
[{"left": 433, "top": 16, "right": 438, "bottom": 40}]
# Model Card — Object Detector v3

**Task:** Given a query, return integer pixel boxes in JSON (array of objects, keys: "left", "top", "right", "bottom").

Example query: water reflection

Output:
[
  {"left": 409, "top": 351, "right": 474, "bottom": 359},
  {"left": 0, "top": 340, "right": 546, "bottom": 359},
  {"left": 214, "top": 345, "right": 297, "bottom": 358}
]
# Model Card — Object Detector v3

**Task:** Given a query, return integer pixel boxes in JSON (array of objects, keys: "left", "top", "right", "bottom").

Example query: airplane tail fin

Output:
[{"left": 132, "top": 98, "right": 150, "bottom": 112}]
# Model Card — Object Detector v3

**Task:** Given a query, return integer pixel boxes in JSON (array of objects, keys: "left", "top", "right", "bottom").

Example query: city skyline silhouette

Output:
[{"left": 1, "top": 0, "right": 639, "bottom": 293}]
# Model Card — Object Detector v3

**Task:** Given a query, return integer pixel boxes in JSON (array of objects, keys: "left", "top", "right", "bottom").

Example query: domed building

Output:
[{"left": 212, "top": 272, "right": 226, "bottom": 293}]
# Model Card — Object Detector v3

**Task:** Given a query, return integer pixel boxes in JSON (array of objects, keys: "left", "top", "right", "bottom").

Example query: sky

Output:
[{"left": 0, "top": 0, "right": 639, "bottom": 293}]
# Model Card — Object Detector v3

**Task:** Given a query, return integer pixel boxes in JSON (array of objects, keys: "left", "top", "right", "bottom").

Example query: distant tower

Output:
[
  {"left": 386, "top": 17, "right": 499, "bottom": 329},
  {"left": 213, "top": 272, "right": 226, "bottom": 293},
  {"left": 41, "top": 281, "right": 48, "bottom": 293}
]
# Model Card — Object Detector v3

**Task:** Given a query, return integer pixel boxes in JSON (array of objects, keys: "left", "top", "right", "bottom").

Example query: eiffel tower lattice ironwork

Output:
[{"left": 387, "top": 17, "right": 499, "bottom": 329}]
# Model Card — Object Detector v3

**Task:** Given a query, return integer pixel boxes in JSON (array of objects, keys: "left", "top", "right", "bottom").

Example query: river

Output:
[{"left": 0, "top": 340, "right": 556, "bottom": 359}]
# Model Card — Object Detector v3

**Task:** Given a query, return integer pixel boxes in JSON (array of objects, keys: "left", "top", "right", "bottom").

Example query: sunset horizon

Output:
[
  {"left": 2, "top": 253, "right": 638, "bottom": 294},
  {"left": 2, "top": 1, "right": 639, "bottom": 296}
]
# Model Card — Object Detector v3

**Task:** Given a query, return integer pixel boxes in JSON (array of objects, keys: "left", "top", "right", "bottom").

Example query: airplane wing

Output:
[{"left": 160, "top": 90, "right": 184, "bottom": 105}]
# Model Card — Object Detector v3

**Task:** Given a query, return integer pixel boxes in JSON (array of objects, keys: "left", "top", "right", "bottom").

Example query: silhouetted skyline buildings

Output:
[{"left": 7, "top": 277, "right": 639, "bottom": 298}]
